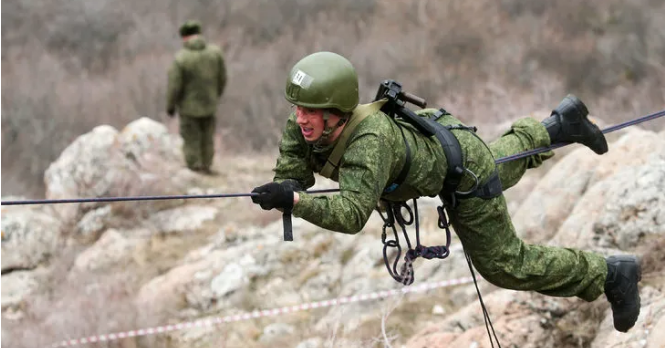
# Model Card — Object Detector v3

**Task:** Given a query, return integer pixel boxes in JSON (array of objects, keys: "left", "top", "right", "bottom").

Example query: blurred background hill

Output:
[{"left": 2, "top": 0, "right": 664, "bottom": 197}]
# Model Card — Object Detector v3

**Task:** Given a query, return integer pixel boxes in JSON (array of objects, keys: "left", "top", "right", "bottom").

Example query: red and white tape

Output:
[{"left": 49, "top": 276, "right": 477, "bottom": 347}]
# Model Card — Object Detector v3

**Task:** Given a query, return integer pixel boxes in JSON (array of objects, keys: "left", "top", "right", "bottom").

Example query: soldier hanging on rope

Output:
[{"left": 250, "top": 51, "right": 642, "bottom": 333}]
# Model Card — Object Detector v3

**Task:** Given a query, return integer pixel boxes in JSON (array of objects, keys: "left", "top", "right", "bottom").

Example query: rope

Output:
[
  {"left": 47, "top": 275, "right": 477, "bottom": 347},
  {"left": 1, "top": 189, "right": 339, "bottom": 206},
  {"left": 495, "top": 110, "right": 664, "bottom": 164},
  {"left": 1, "top": 110, "right": 662, "bottom": 206}
]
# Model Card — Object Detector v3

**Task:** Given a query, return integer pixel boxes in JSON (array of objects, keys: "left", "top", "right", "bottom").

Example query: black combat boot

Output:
[
  {"left": 605, "top": 255, "right": 642, "bottom": 332},
  {"left": 541, "top": 94, "right": 608, "bottom": 154}
]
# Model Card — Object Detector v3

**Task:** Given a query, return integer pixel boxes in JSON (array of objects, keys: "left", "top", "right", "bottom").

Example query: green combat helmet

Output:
[
  {"left": 179, "top": 20, "right": 202, "bottom": 37},
  {"left": 285, "top": 52, "right": 359, "bottom": 113}
]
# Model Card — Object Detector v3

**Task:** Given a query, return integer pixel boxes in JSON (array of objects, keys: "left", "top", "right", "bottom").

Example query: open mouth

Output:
[{"left": 301, "top": 127, "right": 314, "bottom": 137}]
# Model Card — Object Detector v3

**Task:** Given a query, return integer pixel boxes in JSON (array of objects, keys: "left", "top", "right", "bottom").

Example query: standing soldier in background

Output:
[{"left": 167, "top": 20, "right": 227, "bottom": 173}]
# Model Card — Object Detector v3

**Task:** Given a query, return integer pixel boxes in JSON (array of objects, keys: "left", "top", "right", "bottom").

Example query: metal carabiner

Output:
[
  {"left": 454, "top": 167, "right": 480, "bottom": 196},
  {"left": 376, "top": 201, "right": 395, "bottom": 225},
  {"left": 437, "top": 205, "right": 450, "bottom": 229},
  {"left": 392, "top": 201, "right": 414, "bottom": 226}
]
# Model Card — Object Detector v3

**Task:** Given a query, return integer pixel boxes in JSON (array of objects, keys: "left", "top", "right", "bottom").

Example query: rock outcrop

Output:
[
  {"left": 2, "top": 118, "right": 663, "bottom": 348},
  {"left": 43, "top": 117, "right": 190, "bottom": 225}
]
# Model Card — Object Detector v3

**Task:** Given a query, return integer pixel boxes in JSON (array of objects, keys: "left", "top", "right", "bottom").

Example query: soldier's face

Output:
[{"left": 295, "top": 106, "right": 341, "bottom": 143}]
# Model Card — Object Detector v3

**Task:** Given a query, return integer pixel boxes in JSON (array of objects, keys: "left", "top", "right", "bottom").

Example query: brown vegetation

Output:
[
  {"left": 1, "top": 3, "right": 663, "bottom": 345},
  {"left": 2, "top": 0, "right": 664, "bottom": 197}
]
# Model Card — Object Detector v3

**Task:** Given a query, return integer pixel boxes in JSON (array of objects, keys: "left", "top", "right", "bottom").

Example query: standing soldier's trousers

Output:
[
  {"left": 179, "top": 115, "right": 216, "bottom": 171},
  {"left": 449, "top": 118, "right": 607, "bottom": 302}
]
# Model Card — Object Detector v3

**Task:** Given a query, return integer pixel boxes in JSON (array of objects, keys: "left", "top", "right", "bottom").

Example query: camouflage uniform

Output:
[
  {"left": 273, "top": 107, "right": 607, "bottom": 302},
  {"left": 255, "top": 52, "right": 639, "bottom": 333},
  {"left": 167, "top": 26, "right": 226, "bottom": 171}
]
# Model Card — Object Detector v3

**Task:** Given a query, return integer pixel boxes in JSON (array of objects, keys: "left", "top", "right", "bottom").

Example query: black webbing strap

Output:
[
  {"left": 282, "top": 210, "right": 293, "bottom": 241},
  {"left": 456, "top": 169, "right": 502, "bottom": 200},
  {"left": 429, "top": 108, "right": 502, "bottom": 206},
  {"left": 428, "top": 109, "right": 465, "bottom": 207}
]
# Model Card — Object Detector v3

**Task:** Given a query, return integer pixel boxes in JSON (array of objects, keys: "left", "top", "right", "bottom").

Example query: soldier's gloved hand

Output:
[
  {"left": 167, "top": 107, "right": 176, "bottom": 117},
  {"left": 279, "top": 179, "right": 303, "bottom": 192},
  {"left": 251, "top": 181, "right": 296, "bottom": 211}
]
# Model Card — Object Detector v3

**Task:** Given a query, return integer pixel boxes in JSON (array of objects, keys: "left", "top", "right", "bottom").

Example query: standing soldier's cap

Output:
[{"left": 179, "top": 20, "right": 202, "bottom": 37}]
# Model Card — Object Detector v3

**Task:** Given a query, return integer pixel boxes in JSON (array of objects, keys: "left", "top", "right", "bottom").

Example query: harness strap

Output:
[
  {"left": 374, "top": 106, "right": 506, "bottom": 297},
  {"left": 456, "top": 169, "right": 502, "bottom": 200},
  {"left": 320, "top": 100, "right": 387, "bottom": 179},
  {"left": 429, "top": 108, "right": 502, "bottom": 207},
  {"left": 428, "top": 109, "right": 466, "bottom": 206}
]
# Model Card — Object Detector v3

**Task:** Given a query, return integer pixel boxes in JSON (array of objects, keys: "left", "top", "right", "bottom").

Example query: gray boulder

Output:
[
  {"left": 1, "top": 206, "right": 63, "bottom": 272},
  {"left": 550, "top": 160, "right": 664, "bottom": 251}
]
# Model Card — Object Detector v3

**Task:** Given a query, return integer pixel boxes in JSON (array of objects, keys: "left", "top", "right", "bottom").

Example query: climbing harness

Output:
[
  {"left": 372, "top": 80, "right": 501, "bottom": 281},
  {"left": 374, "top": 80, "right": 503, "bottom": 207},
  {"left": 371, "top": 79, "right": 504, "bottom": 346},
  {"left": 367, "top": 82, "right": 663, "bottom": 348}
]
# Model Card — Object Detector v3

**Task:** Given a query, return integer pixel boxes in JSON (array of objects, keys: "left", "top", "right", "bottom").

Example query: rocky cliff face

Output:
[{"left": 2, "top": 118, "right": 663, "bottom": 348}]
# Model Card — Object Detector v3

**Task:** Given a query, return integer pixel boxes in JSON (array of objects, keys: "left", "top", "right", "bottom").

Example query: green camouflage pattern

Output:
[
  {"left": 167, "top": 37, "right": 226, "bottom": 118},
  {"left": 180, "top": 115, "right": 216, "bottom": 170},
  {"left": 448, "top": 117, "right": 606, "bottom": 301},
  {"left": 273, "top": 107, "right": 607, "bottom": 301}
]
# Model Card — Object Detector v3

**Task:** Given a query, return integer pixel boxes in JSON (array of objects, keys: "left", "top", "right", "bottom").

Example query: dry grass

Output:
[
  {"left": 2, "top": 255, "right": 141, "bottom": 348},
  {"left": 1, "top": 1, "right": 664, "bottom": 346},
  {"left": 2, "top": 0, "right": 663, "bottom": 198},
  {"left": 0, "top": 150, "right": 284, "bottom": 347}
]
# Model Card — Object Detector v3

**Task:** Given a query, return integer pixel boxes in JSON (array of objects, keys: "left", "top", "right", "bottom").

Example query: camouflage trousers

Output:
[
  {"left": 449, "top": 118, "right": 607, "bottom": 302},
  {"left": 180, "top": 114, "right": 216, "bottom": 170}
]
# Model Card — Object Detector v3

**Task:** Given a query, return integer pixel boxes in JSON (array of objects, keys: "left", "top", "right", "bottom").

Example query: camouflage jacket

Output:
[
  {"left": 167, "top": 37, "right": 227, "bottom": 117},
  {"left": 273, "top": 106, "right": 488, "bottom": 234}
]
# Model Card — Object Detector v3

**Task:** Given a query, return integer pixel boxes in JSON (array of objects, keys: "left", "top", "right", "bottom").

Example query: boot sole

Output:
[
  {"left": 611, "top": 255, "right": 643, "bottom": 333},
  {"left": 636, "top": 255, "right": 643, "bottom": 282},
  {"left": 580, "top": 117, "right": 608, "bottom": 155},
  {"left": 619, "top": 255, "right": 642, "bottom": 332}
]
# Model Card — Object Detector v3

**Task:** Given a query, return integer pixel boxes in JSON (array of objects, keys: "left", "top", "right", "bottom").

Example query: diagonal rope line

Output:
[
  {"left": 47, "top": 276, "right": 477, "bottom": 347},
  {"left": 495, "top": 110, "right": 664, "bottom": 164},
  {"left": 0, "top": 189, "right": 339, "bottom": 206},
  {"left": 2, "top": 110, "right": 663, "bottom": 206}
]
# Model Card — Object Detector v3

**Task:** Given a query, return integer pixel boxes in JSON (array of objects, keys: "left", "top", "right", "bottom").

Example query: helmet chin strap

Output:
[{"left": 310, "top": 110, "right": 348, "bottom": 150}]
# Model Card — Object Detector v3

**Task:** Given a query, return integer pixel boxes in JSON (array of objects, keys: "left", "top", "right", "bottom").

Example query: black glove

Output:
[
  {"left": 251, "top": 181, "right": 299, "bottom": 211},
  {"left": 167, "top": 107, "right": 176, "bottom": 117}
]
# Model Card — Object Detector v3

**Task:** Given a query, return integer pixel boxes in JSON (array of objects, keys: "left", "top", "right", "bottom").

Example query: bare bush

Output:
[
  {"left": 2, "top": 0, "right": 664, "bottom": 199},
  {"left": 2, "top": 257, "right": 141, "bottom": 348}
]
